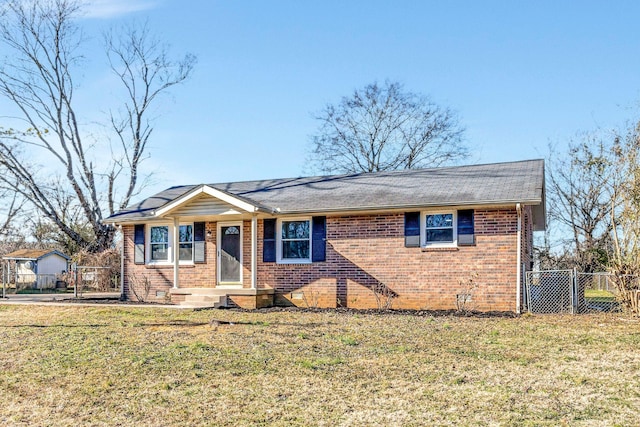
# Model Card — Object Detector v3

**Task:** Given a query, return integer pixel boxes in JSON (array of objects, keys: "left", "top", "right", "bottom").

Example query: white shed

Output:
[{"left": 3, "top": 249, "right": 70, "bottom": 289}]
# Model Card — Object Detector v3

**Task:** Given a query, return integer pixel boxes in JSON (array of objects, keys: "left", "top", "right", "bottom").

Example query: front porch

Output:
[
  {"left": 170, "top": 287, "right": 275, "bottom": 309},
  {"left": 153, "top": 186, "right": 265, "bottom": 291},
  {"left": 129, "top": 185, "right": 273, "bottom": 306}
]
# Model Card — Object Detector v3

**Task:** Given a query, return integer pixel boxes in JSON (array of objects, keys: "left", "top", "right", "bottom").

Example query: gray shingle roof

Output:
[
  {"left": 3, "top": 249, "right": 70, "bottom": 260},
  {"left": 106, "top": 159, "right": 545, "bottom": 227}
]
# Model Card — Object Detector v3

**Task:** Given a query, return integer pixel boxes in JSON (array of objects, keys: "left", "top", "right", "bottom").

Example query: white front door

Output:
[{"left": 217, "top": 222, "right": 242, "bottom": 285}]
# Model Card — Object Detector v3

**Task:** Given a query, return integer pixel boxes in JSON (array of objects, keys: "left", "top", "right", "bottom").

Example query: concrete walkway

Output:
[{"left": 0, "top": 292, "right": 182, "bottom": 309}]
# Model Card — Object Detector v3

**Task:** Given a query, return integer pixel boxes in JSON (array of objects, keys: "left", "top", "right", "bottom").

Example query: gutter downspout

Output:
[
  {"left": 119, "top": 225, "right": 125, "bottom": 300},
  {"left": 516, "top": 203, "right": 522, "bottom": 314}
]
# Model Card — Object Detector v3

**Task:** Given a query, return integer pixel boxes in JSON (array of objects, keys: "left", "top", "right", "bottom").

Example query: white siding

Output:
[
  {"left": 15, "top": 261, "right": 36, "bottom": 283},
  {"left": 37, "top": 254, "right": 68, "bottom": 275},
  {"left": 171, "top": 194, "right": 242, "bottom": 217}
]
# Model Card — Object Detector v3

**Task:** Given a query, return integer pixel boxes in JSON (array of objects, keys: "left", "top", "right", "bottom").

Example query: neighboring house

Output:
[
  {"left": 105, "top": 159, "right": 545, "bottom": 312},
  {"left": 3, "top": 249, "right": 70, "bottom": 289}
]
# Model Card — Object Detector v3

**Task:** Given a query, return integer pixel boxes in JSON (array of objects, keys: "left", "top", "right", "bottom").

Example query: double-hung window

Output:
[
  {"left": 278, "top": 219, "right": 311, "bottom": 263},
  {"left": 406, "top": 210, "right": 474, "bottom": 248},
  {"left": 147, "top": 223, "right": 195, "bottom": 263},
  {"left": 423, "top": 211, "right": 457, "bottom": 246},
  {"left": 150, "top": 225, "right": 169, "bottom": 261},
  {"left": 179, "top": 224, "right": 194, "bottom": 261}
]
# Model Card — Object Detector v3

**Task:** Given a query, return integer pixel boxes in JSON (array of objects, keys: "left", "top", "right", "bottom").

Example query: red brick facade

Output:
[{"left": 122, "top": 207, "right": 531, "bottom": 312}]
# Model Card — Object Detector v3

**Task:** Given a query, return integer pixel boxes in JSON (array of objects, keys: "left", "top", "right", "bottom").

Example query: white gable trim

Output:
[{"left": 154, "top": 185, "right": 259, "bottom": 217}]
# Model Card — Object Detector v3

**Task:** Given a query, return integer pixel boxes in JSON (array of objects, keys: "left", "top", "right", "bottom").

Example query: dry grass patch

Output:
[{"left": 0, "top": 306, "right": 639, "bottom": 426}]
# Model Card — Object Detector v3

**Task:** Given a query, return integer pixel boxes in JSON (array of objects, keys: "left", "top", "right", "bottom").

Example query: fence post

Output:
[
  {"left": 524, "top": 271, "right": 531, "bottom": 314},
  {"left": 72, "top": 263, "right": 78, "bottom": 298},
  {"left": 2, "top": 262, "right": 5, "bottom": 299},
  {"left": 571, "top": 267, "right": 578, "bottom": 314}
]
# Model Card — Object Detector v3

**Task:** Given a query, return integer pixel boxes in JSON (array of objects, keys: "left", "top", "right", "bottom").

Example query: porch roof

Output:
[{"left": 105, "top": 159, "right": 546, "bottom": 230}]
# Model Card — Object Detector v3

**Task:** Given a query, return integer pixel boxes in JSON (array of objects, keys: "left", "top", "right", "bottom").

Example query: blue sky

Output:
[{"left": 38, "top": 1, "right": 640, "bottom": 196}]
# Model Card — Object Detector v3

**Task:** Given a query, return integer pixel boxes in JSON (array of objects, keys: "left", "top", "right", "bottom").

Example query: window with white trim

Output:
[
  {"left": 179, "top": 224, "right": 193, "bottom": 261},
  {"left": 147, "top": 223, "right": 195, "bottom": 263},
  {"left": 277, "top": 218, "right": 311, "bottom": 263},
  {"left": 150, "top": 225, "right": 169, "bottom": 261},
  {"left": 422, "top": 211, "right": 457, "bottom": 246}
]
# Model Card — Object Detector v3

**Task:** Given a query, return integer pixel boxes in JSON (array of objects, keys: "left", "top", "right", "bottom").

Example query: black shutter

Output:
[
  {"left": 263, "top": 218, "right": 276, "bottom": 262},
  {"left": 311, "top": 216, "right": 326, "bottom": 262},
  {"left": 457, "top": 209, "right": 475, "bottom": 245},
  {"left": 404, "top": 212, "right": 420, "bottom": 247},
  {"left": 134, "top": 224, "right": 145, "bottom": 264},
  {"left": 194, "top": 222, "right": 206, "bottom": 263}
]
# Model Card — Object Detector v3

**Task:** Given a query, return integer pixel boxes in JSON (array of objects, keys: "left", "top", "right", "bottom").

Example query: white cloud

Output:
[{"left": 81, "top": 0, "right": 158, "bottom": 19}]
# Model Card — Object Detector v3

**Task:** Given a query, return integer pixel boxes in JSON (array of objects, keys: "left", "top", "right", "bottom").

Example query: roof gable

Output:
[
  {"left": 167, "top": 193, "right": 243, "bottom": 217},
  {"left": 154, "top": 185, "right": 265, "bottom": 218}
]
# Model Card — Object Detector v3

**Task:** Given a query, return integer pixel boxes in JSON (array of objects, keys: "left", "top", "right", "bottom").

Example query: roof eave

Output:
[
  {"left": 103, "top": 198, "right": 545, "bottom": 224},
  {"left": 275, "top": 198, "right": 545, "bottom": 216}
]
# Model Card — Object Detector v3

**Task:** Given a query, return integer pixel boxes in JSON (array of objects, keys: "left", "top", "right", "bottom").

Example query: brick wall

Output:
[
  {"left": 122, "top": 206, "right": 529, "bottom": 311},
  {"left": 122, "top": 221, "right": 254, "bottom": 302},
  {"left": 122, "top": 223, "right": 218, "bottom": 302},
  {"left": 261, "top": 209, "right": 522, "bottom": 312}
]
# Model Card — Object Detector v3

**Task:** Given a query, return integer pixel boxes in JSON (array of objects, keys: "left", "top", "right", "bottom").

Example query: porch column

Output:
[
  {"left": 251, "top": 214, "right": 257, "bottom": 289},
  {"left": 173, "top": 217, "right": 180, "bottom": 289}
]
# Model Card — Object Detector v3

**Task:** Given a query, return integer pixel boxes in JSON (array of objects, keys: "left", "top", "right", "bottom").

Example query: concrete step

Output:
[
  {"left": 172, "top": 288, "right": 231, "bottom": 296},
  {"left": 179, "top": 294, "right": 226, "bottom": 309},
  {"left": 184, "top": 294, "right": 219, "bottom": 302}
]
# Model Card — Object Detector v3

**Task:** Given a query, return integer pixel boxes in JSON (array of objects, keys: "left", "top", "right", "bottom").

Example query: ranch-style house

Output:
[{"left": 105, "top": 159, "right": 545, "bottom": 312}]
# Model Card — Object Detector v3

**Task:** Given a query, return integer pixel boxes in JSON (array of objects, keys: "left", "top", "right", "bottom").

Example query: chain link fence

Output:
[
  {"left": 77, "top": 266, "right": 119, "bottom": 292},
  {"left": 2, "top": 265, "right": 119, "bottom": 296},
  {"left": 3, "top": 273, "right": 64, "bottom": 291},
  {"left": 524, "top": 270, "right": 575, "bottom": 314},
  {"left": 58, "top": 266, "right": 119, "bottom": 297},
  {"left": 524, "top": 270, "right": 634, "bottom": 314}
]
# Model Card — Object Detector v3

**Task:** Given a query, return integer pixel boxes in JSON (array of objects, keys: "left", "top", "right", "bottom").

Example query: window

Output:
[
  {"left": 150, "top": 226, "right": 169, "bottom": 261},
  {"left": 179, "top": 224, "right": 193, "bottom": 261},
  {"left": 147, "top": 223, "right": 196, "bottom": 263},
  {"left": 278, "top": 219, "right": 311, "bottom": 262},
  {"left": 406, "top": 210, "right": 474, "bottom": 248},
  {"left": 423, "top": 211, "right": 457, "bottom": 246}
]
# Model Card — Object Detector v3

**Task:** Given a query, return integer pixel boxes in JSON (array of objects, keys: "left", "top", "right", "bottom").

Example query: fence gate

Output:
[
  {"left": 525, "top": 270, "right": 576, "bottom": 314},
  {"left": 525, "top": 270, "right": 623, "bottom": 314}
]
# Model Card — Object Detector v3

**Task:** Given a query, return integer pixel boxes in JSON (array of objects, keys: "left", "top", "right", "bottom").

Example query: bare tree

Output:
[
  {"left": 544, "top": 122, "right": 640, "bottom": 313},
  {"left": 0, "top": 177, "right": 25, "bottom": 240},
  {"left": 308, "top": 80, "right": 467, "bottom": 174},
  {"left": 0, "top": 174, "right": 29, "bottom": 255},
  {"left": 546, "top": 136, "right": 614, "bottom": 272},
  {"left": 0, "top": 0, "right": 195, "bottom": 252},
  {"left": 608, "top": 123, "right": 640, "bottom": 312}
]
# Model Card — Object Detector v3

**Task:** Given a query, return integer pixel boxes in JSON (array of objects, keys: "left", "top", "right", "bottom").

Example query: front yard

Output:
[{"left": 0, "top": 306, "right": 638, "bottom": 426}]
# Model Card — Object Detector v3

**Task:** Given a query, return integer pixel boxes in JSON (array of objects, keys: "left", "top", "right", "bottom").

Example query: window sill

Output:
[
  {"left": 421, "top": 246, "right": 459, "bottom": 252},
  {"left": 276, "top": 259, "right": 312, "bottom": 265},
  {"left": 145, "top": 263, "right": 196, "bottom": 269}
]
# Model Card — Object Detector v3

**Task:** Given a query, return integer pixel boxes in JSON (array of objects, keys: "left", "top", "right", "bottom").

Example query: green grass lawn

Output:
[
  {"left": 0, "top": 306, "right": 639, "bottom": 426},
  {"left": 584, "top": 289, "right": 616, "bottom": 301}
]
